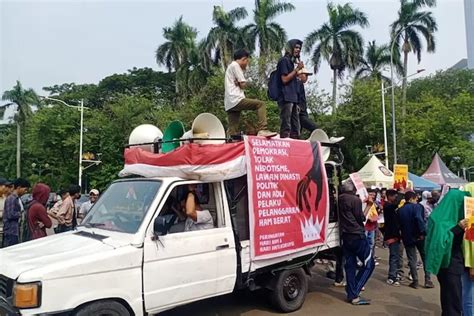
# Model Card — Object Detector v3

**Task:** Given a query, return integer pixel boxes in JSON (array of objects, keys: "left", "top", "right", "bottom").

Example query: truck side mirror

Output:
[{"left": 153, "top": 215, "right": 175, "bottom": 237}]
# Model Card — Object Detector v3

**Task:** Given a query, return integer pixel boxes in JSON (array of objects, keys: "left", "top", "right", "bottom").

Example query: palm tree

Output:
[
  {"left": 243, "top": 0, "right": 295, "bottom": 57},
  {"left": 304, "top": 2, "right": 369, "bottom": 111},
  {"left": 185, "top": 39, "right": 215, "bottom": 94},
  {"left": 355, "top": 40, "right": 403, "bottom": 81},
  {"left": 1, "top": 81, "right": 40, "bottom": 177},
  {"left": 391, "top": 0, "right": 437, "bottom": 114},
  {"left": 155, "top": 16, "right": 198, "bottom": 98},
  {"left": 207, "top": 5, "right": 248, "bottom": 68}
]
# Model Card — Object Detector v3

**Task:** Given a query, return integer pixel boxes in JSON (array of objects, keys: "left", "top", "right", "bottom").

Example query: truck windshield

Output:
[{"left": 81, "top": 180, "right": 161, "bottom": 234}]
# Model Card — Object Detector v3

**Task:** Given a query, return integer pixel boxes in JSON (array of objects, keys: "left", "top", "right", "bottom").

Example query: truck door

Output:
[{"left": 143, "top": 181, "right": 237, "bottom": 314}]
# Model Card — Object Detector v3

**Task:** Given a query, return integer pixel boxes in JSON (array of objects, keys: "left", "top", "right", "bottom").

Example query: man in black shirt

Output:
[
  {"left": 383, "top": 189, "right": 402, "bottom": 286},
  {"left": 277, "top": 39, "right": 304, "bottom": 138},
  {"left": 338, "top": 181, "right": 375, "bottom": 305}
]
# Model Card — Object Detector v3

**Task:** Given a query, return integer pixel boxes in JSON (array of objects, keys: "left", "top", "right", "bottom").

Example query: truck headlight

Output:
[{"left": 13, "top": 282, "right": 41, "bottom": 309}]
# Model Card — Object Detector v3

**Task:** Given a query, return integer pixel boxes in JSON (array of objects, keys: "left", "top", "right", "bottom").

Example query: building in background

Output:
[{"left": 466, "top": 0, "right": 474, "bottom": 69}]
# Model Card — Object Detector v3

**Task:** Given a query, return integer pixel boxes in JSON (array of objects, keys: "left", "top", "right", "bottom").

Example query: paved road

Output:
[{"left": 161, "top": 247, "right": 441, "bottom": 316}]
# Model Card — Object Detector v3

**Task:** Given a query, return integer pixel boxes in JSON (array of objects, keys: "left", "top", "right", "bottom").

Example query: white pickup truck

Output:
[{"left": 0, "top": 151, "right": 341, "bottom": 316}]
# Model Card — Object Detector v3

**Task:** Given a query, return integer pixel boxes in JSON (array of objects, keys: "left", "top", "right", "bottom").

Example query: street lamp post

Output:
[
  {"left": 78, "top": 99, "right": 84, "bottom": 188},
  {"left": 390, "top": 25, "right": 413, "bottom": 165},
  {"left": 380, "top": 69, "right": 425, "bottom": 168},
  {"left": 41, "top": 96, "right": 85, "bottom": 188},
  {"left": 380, "top": 80, "right": 389, "bottom": 168}
]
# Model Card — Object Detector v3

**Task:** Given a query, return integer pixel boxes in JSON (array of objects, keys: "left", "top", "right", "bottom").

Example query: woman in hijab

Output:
[
  {"left": 425, "top": 189, "right": 469, "bottom": 316},
  {"left": 462, "top": 183, "right": 474, "bottom": 316}
]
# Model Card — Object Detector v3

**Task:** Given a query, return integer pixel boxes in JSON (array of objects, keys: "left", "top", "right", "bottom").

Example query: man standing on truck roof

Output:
[
  {"left": 277, "top": 39, "right": 304, "bottom": 139},
  {"left": 224, "top": 49, "right": 275, "bottom": 137},
  {"left": 296, "top": 68, "right": 317, "bottom": 134},
  {"left": 338, "top": 180, "right": 375, "bottom": 305}
]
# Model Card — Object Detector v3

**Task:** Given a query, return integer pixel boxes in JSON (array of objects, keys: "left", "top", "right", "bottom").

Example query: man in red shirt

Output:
[
  {"left": 27, "top": 183, "right": 52, "bottom": 240},
  {"left": 365, "top": 189, "right": 379, "bottom": 265}
]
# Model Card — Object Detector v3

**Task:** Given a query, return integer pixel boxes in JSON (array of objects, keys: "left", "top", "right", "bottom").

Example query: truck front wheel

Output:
[
  {"left": 270, "top": 268, "right": 308, "bottom": 312},
  {"left": 74, "top": 300, "right": 131, "bottom": 316}
]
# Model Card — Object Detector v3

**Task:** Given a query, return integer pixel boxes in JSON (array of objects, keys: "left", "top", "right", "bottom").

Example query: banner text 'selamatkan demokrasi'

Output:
[{"left": 245, "top": 136, "right": 329, "bottom": 260}]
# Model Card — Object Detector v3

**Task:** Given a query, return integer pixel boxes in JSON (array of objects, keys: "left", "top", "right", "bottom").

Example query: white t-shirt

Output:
[
  {"left": 224, "top": 61, "right": 246, "bottom": 111},
  {"left": 184, "top": 210, "right": 214, "bottom": 231}
]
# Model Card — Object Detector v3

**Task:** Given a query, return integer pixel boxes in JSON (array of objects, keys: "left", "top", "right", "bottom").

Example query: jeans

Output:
[
  {"left": 398, "top": 242, "right": 405, "bottom": 275},
  {"left": 462, "top": 269, "right": 474, "bottom": 316},
  {"left": 2, "top": 234, "right": 19, "bottom": 247},
  {"left": 278, "top": 101, "right": 300, "bottom": 138},
  {"left": 299, "top": 112, "right": 317, "bottom": 133},
  {"left": 405, "top": 239, "right": 431, "bottom": 283},
  {"left": 342, "top": 235, "right": 375, "bottom": 301},
  {"left": 335, "top": 246, "right": 344, "bottom": 283},
  {"left": 388, "top": 240, "right": 401, "bottom": 280},
  {"left": 438, "top": 269, "right": 462, "bottom": 316},
  {"left": 366, "top": 230, "right": 376, "bottom": 256},
  {"left": 227, "top": 98, "right": 268, "bottom": 136}
]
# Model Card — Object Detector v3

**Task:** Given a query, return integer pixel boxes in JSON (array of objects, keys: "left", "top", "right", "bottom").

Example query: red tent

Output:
[{"left": 421, "top": 153, "right": 467, "bottom": 188}]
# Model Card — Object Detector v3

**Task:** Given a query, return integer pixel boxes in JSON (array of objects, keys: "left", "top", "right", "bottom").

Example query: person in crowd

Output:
[
  {"left": 48, "top": 189, "right": 68, "bottom": 233},
  {"left": 383, "top": 189, "right": 402, "bottom": 286},
  {"left": 420, "top": 191, "right": 434, "bottom": 220},
  {"left": 338, "top": 180, "right": 375, "bottom": 305},
  {"left": 0, "top": 178, "right": 12, "bottom": 248},
  {"left": 183, "top": 184, "right": 214, "bottom": 231},
  {"left": 224, "top": 49, "right": 274, "bottom": 137},
  {"left": 27, "top": 183, "right": 52, "bottom": 240},
  {"left": 333, "top": 245, "right": 346, "bottom": 287},
  {"left": 296, "top": 68, "right": 317, "bottom": 134},
  {"left": 431, "top": 190, "right": 441, "bottom": 207},
  {"left": 2, "top": 178, "right": 30, "bottom": 247},
  {"left": 425, "top": 190, "right": 469, "bottom": 316},
  {"left": 55, "top": 184, "right": 81, "bottom": 232},
  {"left": 398, "top": 191, "right": 434, "bottom": 289},
  {"left": 79, "top": 189, "right": 99, "bottom": 220},
  {"left": 462, "top": 183, "right": 474, "bottom": 316},
  {"left": 364, "top": 189, "right": 379, "bottom": 265},
  {"left": 277, "top": 39, "right": 304, "bottom": 139}
]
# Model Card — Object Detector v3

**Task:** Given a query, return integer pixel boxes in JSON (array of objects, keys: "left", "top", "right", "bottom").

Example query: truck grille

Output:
[{"left": 0, "top": 275, "right": 13, "bottom": 299}]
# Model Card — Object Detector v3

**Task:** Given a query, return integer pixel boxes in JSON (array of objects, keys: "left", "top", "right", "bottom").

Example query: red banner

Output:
[{"left": 245, "top": 136, "right": 329, "bottom": 260}]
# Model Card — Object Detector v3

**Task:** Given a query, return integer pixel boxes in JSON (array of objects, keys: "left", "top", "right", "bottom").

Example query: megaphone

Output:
[
  {"left": 128, "top": 124, "right": 163, "bottom": 153},
  {"left": 308, "top": 129, "right": 344, "bottom": 161},
  {"left": 183, "top": 113, "right": 226, "bottom": 145},
  {"left": 162, "top": 120, "right": 185, "bottom": 153}
]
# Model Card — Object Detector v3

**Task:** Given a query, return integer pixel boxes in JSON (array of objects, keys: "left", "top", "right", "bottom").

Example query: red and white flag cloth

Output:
[{"left": 120, "top": 142, "right": 246, "bottom": 181}]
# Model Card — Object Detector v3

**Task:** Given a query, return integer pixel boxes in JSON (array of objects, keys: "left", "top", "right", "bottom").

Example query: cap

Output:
[
  {"left": 0, "top": 177, "right": 12, "bottom": 186},
  {"left": 297, "top": 68, "right": 313, "bottom": 75},
  {"left": 89, "top": 189, "right": 99, "bottom": 195}
]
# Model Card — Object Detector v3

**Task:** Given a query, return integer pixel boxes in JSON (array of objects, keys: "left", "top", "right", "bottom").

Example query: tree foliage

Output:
[
  {"left": 207, "top": 5, "right": 248, "bottom": 68},
  {"left": 243, "top": 0, "right": 295, "bottom": 57},
  {"left": 391, "top": 0, "right": 438, "bottom": 108},
  {"left": 304, "top": 2, "right": 369, "bottom": 111},
  {"left": 1, "top": 68, "right": 473, "bottom": 191}
]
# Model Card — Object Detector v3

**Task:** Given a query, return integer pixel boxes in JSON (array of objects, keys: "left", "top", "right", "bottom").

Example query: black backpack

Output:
[{"left": 267, "top": 69, "right": 281, "bottom": 101}]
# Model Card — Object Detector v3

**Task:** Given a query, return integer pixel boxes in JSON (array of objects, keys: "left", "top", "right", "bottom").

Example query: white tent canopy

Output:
[{"left": 357, "top": 155, "right": 395, "bottom": 188}]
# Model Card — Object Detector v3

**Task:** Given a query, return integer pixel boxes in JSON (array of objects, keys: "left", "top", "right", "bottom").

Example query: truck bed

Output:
[{"left": 239, "top": 222, "right": 340, "bottom": 273}]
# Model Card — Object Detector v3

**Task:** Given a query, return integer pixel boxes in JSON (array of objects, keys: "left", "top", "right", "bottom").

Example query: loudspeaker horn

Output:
[
  {"left": 162, "top": 120, "right": 185, "bottom": 153},
  {"left": 307, "top": 129, "right": 345, "bottom": 161},
  {"left": 128, "top": 124, "right": 163, "bottom": 153},
  {"left": 183, "top": 113, "right": 226, "bottom": 145}
]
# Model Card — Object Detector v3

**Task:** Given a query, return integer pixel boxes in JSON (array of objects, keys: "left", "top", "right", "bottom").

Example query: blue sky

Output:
[{"left": 0, "top": 0, "right": 468, "bottom": 113}]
